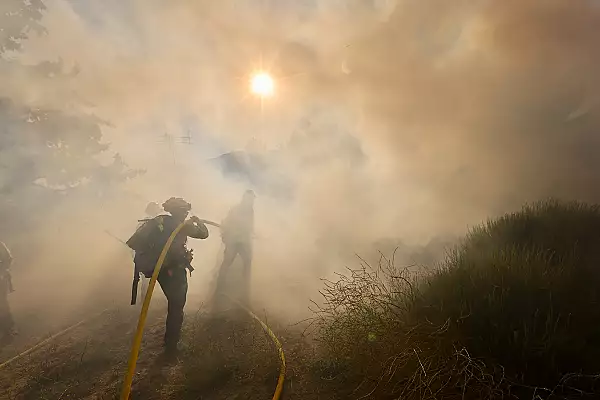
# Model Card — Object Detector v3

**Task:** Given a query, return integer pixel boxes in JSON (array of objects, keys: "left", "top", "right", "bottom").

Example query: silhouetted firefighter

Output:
[
  {"left": 126, "top": 197, "right": 209, "bottom": 355},
  {"left": 0, "top": 241, "right": 15, "bottom": 342},
  {"left": 215, "top": 190, "right": 256, "bottom": 305}
]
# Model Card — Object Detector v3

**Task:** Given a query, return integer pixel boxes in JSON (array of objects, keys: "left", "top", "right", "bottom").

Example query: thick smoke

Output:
[
  {"left": 345, "top": 0, "right": 600, "bottom": 232},
  {"left": 2, "top": 0, "right": 600, "bottom": 322}
]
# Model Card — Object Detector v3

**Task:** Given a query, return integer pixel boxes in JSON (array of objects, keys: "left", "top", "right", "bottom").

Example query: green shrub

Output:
[{"left": 313, "top": 200, "right": 600, "bottom": 399}]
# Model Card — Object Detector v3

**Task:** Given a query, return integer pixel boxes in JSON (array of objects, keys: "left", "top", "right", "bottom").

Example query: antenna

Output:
[
  {"left": 157, "top": 132, "right": 176, "bottom": 165},
  {"left": 157, "top": 130, "right": 194, "bottom": 165},
  {"left": 180, "top": 129, "right": 193, "bottom": 145}
]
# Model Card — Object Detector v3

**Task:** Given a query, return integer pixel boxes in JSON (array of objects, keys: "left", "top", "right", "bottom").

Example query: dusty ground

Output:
[{"left": 0, "top": 301, "right": 346, "bottom": 400}]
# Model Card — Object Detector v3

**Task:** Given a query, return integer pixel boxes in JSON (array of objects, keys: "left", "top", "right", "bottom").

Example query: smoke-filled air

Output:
[{"left": 2, "top": 0, "right": 600, "bottom": 399}]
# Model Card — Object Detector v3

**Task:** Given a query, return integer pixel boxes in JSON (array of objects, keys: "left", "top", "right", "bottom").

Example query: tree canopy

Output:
[{"left": 0, "top": 0, "right": 141, "bottom": 235}]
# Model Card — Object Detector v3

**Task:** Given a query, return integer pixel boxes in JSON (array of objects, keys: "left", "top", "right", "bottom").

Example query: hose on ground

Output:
[
  {"left": 0, "top": 308, "right": 109, "bottom": 370},
  {"left": 120, "top": 220, "right": 285, "bottom": 400},
  {"left": 120, "top": 221, "right": 186, "bottom": 400},
  {"left": 222, "top": 293, "right": 286, "bottom": 400}
]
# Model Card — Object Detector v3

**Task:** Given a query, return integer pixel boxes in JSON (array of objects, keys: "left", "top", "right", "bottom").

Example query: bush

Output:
[{"left": 313, "top": 200, "right": 600, "bottom": 399}]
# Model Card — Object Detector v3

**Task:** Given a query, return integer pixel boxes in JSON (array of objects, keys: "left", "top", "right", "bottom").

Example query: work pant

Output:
[
  {"left": 216, "top": 241, "right": 252, "bottom": 303},
  {"left": 0, "top": 296, "right": 13, "bottom": 336},
  {"left": 157, "top": 266, "right": 188, "bottom": 349},
  {"left": 0, "top": 276, "right": 13, "bottom": 336}
]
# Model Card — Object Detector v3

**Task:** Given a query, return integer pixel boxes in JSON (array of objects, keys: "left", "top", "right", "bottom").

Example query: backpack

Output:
[{"left": 127, "top": 215, "right": 174, "bottom": 278}]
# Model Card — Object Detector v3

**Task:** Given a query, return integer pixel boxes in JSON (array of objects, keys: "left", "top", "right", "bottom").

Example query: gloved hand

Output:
[
  {"left": 188, "top": 216, "right": 220, "bottom": 227},
  {"left": 187, "top": 216, "right": 201, "bottom": 225}
]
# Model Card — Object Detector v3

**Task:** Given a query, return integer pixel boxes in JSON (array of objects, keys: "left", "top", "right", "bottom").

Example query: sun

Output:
[{"left": 250, "top": 72, "right": 275, "bottom": 97}]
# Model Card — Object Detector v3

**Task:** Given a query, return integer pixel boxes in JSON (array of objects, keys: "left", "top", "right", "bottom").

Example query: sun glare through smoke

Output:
[{"left": 250, "top": 72, "right": 275, "bottom": 97}]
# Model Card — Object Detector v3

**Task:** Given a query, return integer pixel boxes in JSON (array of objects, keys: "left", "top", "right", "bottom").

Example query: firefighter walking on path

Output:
[
  {"left": 126, "top": 197, "right": 209, "bottom": 355},
  {"left": 0, "top": 241, "right": 15, "bottom": 342},
  {"left": 215, "top": 190, "right": 256, "bottom": 305}
]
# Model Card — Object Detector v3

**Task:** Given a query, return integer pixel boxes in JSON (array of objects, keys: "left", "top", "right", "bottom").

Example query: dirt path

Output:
[{"left": 0, "top": 304, "right": 343, "bottom": 400}]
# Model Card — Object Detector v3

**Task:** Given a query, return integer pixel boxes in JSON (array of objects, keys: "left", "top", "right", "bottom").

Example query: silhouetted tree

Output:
[
  {"left": 0, "top": 0, "right": 46, "bottom": 54},
  {"left": 0, "top": 1, "right": 141, "bottom": 235}
]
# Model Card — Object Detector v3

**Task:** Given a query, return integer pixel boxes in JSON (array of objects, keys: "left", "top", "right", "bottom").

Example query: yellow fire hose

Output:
[
  {"left": 0, "top": 308, "right": 110, "bottom": 370},
  {"left": 222, "top": 293, "right": 286, "bottom": 400},
  {"left": 120, "top": 221, "right": 186, "bottom": 400},
  {"left": 0, "top": 221, "right": 285, "bottom": 400},
  {"left": 120, "top": 221, "right": 286, "bottom": 400}
]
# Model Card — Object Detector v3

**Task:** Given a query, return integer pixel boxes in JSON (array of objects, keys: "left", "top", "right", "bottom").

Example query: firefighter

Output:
[
  {"left": 215, "top": 190, "right": 255, "bottom": 304},
  {"left": 127, "top": 197, "right": 208, "bottom": 354},
  {"left": 0, "top": 241, "right": 15, "bottom": 341}
]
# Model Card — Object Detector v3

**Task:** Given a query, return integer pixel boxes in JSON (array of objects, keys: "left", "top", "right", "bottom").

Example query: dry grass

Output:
[{"left": 312, "top": 200, "right": 600, "bottom": 399}]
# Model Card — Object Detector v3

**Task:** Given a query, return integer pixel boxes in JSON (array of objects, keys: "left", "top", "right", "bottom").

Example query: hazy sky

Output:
[
  {"left": 3, "top": 0, "right": 600, "bottom": 319},
  {"left": 7, "top": 0, "right": 600, "bottom": 237}
]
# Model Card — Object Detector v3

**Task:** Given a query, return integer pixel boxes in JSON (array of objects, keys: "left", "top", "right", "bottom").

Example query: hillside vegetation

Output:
[{"left": 313, "top": 200, "right": 600, "bottom": 399}]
